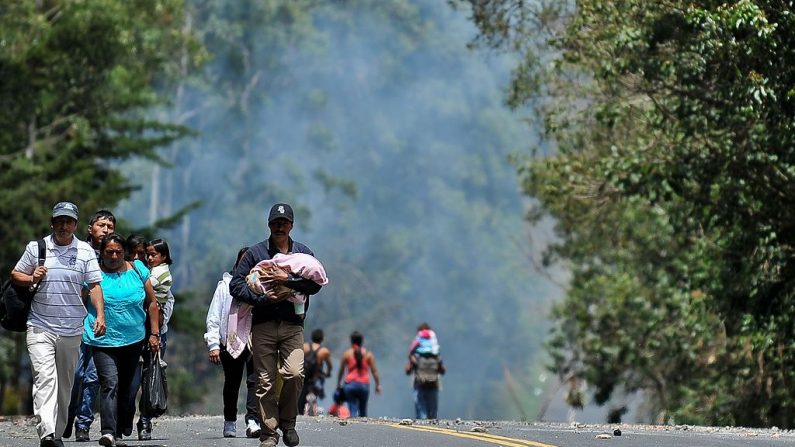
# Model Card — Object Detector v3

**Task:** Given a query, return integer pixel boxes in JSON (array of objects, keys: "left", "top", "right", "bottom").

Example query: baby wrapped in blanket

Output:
[{"left": 245, "top": 252, "right": 328, "bottom": 315}]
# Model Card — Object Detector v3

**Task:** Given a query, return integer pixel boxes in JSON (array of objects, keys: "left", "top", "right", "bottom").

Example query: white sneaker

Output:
[
  {"left": 245, "top": 419, "right": 261, "bottom": 438},
  {"left": 223, "top": 421, "right": 236, "bottom": 438}
]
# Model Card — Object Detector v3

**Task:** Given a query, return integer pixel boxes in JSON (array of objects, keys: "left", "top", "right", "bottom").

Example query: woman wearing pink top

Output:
[{"left": 335, "top": 331, "right": 381, "bottom": 417}]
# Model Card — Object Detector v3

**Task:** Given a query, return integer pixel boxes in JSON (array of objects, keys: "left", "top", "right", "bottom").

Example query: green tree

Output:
[
  {"left": 463, "top": 0, "right": 795, "bottom": 427},
  {"left": 0, "top": 0, "right": 198, "bottom": 413},
  {"left": 120, "top": 0, "right": 549, "bottom": 419}
]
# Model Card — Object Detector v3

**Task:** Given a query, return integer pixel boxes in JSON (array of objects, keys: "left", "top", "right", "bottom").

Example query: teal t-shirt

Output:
[{"left": 83, "top": 260, "right": 149, "bottom": 347}]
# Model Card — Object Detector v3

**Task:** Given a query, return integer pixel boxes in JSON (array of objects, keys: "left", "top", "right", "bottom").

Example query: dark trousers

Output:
[
  {"left": 414, "top": 386, "right": 439, "bottom": 419},
  {"left": 92, "top": 342, "right": 144, "bottom": 437},
  {"left": 219, "top": 345, "right": 259, "bottom": 423}
]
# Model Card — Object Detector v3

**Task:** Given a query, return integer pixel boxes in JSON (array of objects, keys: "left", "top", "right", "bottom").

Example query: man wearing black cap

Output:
[
  {"left": 230, "top": 203, "right": 323, "bottom": 447},
  {"left": 11, "top": 202, "right": 106, "bottom": 447}
]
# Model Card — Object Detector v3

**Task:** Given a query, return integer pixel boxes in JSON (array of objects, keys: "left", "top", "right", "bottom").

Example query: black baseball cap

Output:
[{"left": 268, "top": 203, "right": 294, "bottom": 223}]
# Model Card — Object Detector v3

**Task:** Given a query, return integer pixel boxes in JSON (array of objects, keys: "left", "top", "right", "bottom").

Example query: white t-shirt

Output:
[{"left": 14, "top": 235, "right": 102, "bottom": 336}]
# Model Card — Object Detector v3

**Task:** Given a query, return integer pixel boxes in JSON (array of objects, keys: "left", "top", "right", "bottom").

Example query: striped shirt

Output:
[
  {"left": 14, "top": 235, "right": 102, "bottom": 336},
  {"left": 149, "top": 264, "right": 172, "bottom": 306}
]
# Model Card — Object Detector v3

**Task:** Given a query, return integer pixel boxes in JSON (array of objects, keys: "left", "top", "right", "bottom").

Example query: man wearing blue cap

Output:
[
  {"left": 230, "top": 203, "right": 324, "bottom": 447},
  {"left": 10, "top": 202, "right": 106, "bottom": 447}
]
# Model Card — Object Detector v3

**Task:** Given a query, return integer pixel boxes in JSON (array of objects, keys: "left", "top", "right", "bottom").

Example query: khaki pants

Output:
[
  {"left": 26, "top": 326, "right": 82, "bottom": 439},
  {"left": 251, "top": 321, "right": 304, "bottom": 438}
]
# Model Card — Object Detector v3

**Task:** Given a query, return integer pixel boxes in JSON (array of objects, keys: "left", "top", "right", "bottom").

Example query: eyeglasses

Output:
[{"left": 103, "top": 250, "right": 124, "bottom": 256}]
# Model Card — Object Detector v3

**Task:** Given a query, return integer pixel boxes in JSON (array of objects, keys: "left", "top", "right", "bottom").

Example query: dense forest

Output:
[
  {"left": 4, "top": 0, "right": 795, "bottom": 429},
  {"left": 461, "top": 0, "right": 795, "bottom": 428},
  {"left": 0, "top": 0, "right": 553, "bottom": 421}
]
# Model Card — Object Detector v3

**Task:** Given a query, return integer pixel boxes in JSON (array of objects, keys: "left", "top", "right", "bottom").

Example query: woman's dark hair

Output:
[
  {"left": 233, "top": 247, "right": 249, "bottom": 272},
  {"left": 125, "top": 234, "right": 147, "bottom": 261},
  {"left": 351, "top": 331, "right": 364, "bottom": 370},
  {"left": 148, "top": 238, "right": 173, "bottom": 265},
  {"left": 99, "top": 233, "right": 127, "bottom": 267}
]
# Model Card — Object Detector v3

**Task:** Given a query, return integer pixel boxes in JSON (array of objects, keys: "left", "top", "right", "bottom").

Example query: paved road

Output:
[{"left": 1, "top": 415, "right": 793, "bottom": 447}]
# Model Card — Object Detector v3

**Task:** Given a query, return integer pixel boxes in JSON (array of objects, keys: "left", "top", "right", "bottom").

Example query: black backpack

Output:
[
  {"left": 0, "top": 240, "right": 46, "bottom": 332},
  {"left": 304, "top": 345, "right": 319, "bottom": 383},
  {"left": 415, "top": 355, "right": 441, "bottom": 387}
]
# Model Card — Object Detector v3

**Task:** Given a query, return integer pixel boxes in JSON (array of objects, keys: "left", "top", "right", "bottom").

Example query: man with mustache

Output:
[{"left": 229, "top": 203, "right": 324, "bottom": 447}]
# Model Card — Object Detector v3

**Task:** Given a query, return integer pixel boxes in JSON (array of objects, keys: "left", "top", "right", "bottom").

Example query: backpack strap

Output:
[
  {"left": 35, "top": 239, "right": 46, "bottom": 266},
  {"left": 130, "top": 261, "right": 146, "bottom": 285},
  {"left": 30, "top": 239, "right": 47, "bottom": 295}
]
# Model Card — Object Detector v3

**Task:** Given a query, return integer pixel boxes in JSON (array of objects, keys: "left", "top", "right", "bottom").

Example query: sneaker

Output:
[
  {"left": 75, "top": 428, "right": 90, "bottom": 442},
  {"left": 245, "top": 419, "right": 261, "bottom": 438},
  {"left": 136, "top": 420, "right": 152, "bottom": 441},
  {"left": 223, "top": 421, "right": 236, "bottom": 438},
  {"left": 40, "top": 435, "right": 57, "bottom": 447},
  {"left": 259, "top": 435, "right": 279, "bottom": 447},
  {"left": 98, "top": 433, "right": 115, "bottom": 447},
  {"left": 282, "top": 428, "right": 300, "bottom": 447}
]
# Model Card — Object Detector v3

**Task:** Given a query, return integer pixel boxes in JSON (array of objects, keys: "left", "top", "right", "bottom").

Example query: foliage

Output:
[
  {"left": 0, "top": 0, "right": 198, "bottom": 412},
  {"left": 462, "top": 0, "right": 795, "bottom": 427},
  {"left": 117, "top": 0, "right": 550, "bottom": 419}
]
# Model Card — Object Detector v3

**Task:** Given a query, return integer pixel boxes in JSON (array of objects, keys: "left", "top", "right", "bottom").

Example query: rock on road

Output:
[{"left": 0, "top": 415, "right": 794, "bottom": 447}]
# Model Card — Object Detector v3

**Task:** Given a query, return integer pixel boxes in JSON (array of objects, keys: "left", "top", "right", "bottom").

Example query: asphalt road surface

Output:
[{"left": 1, "top": 416, "right": 793, "bottom": 447}]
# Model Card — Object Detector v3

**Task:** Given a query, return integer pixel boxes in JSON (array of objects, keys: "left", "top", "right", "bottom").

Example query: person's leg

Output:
[
  {"left": 243, "top": 350, "right": 260, "bottom": 425},
  {"left": 220, "top": 346, "right": 246, "bottom": 423},
  {"left": 426, "top": 386, "right": 439, "bottom": 419},
  {"left": 251, "top": 321, "right": 280, "bottom": 441},
  {"left": 75, "top": 347, "right": 98, "bottom": 432},
  {"left": 116, "top": 342, "right": 143, "bottom": 437},
  {"left": 92, "top": 347, "right": 120, "bottom": 436},
  {"left": 414, "top": 387, "right": 425, "bottom": 419},
  {"left": 342, "top": 382, "right": 360, "bottom": 417},
  {"left": 136, "top": 350, "right": 152, "bottom": 439},
  {"left": 53, "top": 334, "right": 81, "bottom": 439},
  {"left": 297, "top": 380, "right": 308, "bottom": 416},
  {"left": 26, "top": 327, "right": 58, "bottom": 439},
  {"left": 276, "top": 323, "right": 304, "bottom": 430},
  {"left": 65, "top": 343, "right": 88, "bottom": 437},
  {"left": 357, "top": 383, "right": 370, "bottom": 417}
]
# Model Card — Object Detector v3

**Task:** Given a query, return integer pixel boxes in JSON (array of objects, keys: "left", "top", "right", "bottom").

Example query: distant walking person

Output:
[
  {"left": 336, "top": 331, "right": 381, "bottom": 417},
  {"left": 229, "top": 203, "right": 326, "bottom": 447},
  {"left": 204, "top": 247, "right": 262, "bottom": 438},
  {"left": 11, "top": 202, "right": 106, "bottom": 447},
  {"left": 298, "top": 329, "right": 332, "bottom": 415},
  {"left": 405, "top": 322, "right": 445, "bottom": 419},
  {"left": 65, "top": 209, "right": 116, "bottom": 442}
]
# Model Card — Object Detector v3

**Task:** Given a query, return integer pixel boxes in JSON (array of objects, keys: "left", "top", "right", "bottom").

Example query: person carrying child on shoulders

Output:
[{"left": 405, "top": 322, "right": 445, "bottom": 420}]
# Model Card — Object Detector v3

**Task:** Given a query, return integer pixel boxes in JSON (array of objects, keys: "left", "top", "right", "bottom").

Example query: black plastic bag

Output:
[{"left": 141, "top": 350, "right": 168, "bottom": 417}]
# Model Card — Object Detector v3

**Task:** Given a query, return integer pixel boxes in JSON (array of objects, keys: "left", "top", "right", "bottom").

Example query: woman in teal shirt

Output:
[{"left": 84, "top": 233, "right": 160, "bottom": 447}]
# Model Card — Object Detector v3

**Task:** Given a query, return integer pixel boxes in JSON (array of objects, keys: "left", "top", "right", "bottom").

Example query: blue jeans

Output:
[
  {"left": 67, "top": 343, "right": 99, "bottom": 430},
  {"left": 414, "top": 386, "right": 439, "bottom": 419},
  {"left": 342, "top": 381, "right": 370, "bottom": 417}
]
